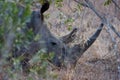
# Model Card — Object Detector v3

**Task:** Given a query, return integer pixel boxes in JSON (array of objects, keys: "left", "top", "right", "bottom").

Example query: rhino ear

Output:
[{"left": 40, "top": 1, "right": 50, "bottom": 14}]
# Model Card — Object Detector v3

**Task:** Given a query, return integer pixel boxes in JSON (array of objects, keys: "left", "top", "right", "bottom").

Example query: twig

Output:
[{"left": 74, "top": 0, "right": 88, "bottom": 7}]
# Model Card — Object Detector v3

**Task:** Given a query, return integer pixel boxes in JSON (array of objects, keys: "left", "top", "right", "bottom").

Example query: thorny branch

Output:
[{"left": 74, "top": 0, "right": 120, "bottom": 38}]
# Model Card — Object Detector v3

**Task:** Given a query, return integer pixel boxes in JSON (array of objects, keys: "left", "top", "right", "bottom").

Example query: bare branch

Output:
[
  {"left": 60, "top": 28, "right": 78, "bottom": 44},
  {"left": 112, "top": 0, "right": 120, "bottom": 10},
  {"left": 106, "top": 21, "right": 120, "bottom": 80},
  {"left": 75, "top": 0, "right": 120, "bottom": 38},
  {"left": 85, "top": 0, "right": 104, "bottom": 19},
  {"left": 74, "top": 0, "right": 120, "bottom": 38}
]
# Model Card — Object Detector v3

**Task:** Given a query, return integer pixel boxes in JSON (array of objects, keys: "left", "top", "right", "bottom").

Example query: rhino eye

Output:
[{"left": 51, "top": 42, "right": 57, "bottom": 46}]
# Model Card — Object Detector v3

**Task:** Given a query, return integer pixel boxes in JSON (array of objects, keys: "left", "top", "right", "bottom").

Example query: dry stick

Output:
[
  {"left": 112, "top": 0, "right": 120, "bottom": 10},
  {"left": 74, "top": 0, "right": 120, "bottom": 38}
]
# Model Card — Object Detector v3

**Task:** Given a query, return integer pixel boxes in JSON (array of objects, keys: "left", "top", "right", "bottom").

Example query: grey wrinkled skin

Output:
[{"left": 11, "top": 1, "right": 104, "bottom": 72}]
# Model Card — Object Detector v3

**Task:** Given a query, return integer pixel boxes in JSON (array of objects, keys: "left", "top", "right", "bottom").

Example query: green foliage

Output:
[
  {"left": 54, "top": 0, "right": 63, "bottom": 7},
  {"left": 0, "top": 0, "right": 65, "bottom": 79},
  {"left": 104, "top": 0, "right": 112, "bottom": 6},
  {"left": 44, "top": 13, "right": 50, "bottom": 19},
  {"left": 29, "top": 49, "right": 55, "bottom": 78},
  {"left": 0, "top": 0, "right": 32, "bottom": 51},
  {"left": 77, "top": 3, "right": 83, "bottom": 11},
  {"left": 34, "top": 34, "right": 41, "bottom": 41},
  {"left": 0, "top": 25, "right": 4, "bottom": 49},
  {"left": 65, "top": 18, "right": 74, "bottom": 31}
]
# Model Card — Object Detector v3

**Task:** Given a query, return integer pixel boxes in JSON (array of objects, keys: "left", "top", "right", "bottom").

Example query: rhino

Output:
[{"left": 11, "top": 1, "right": 104, "bottom": 72}]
